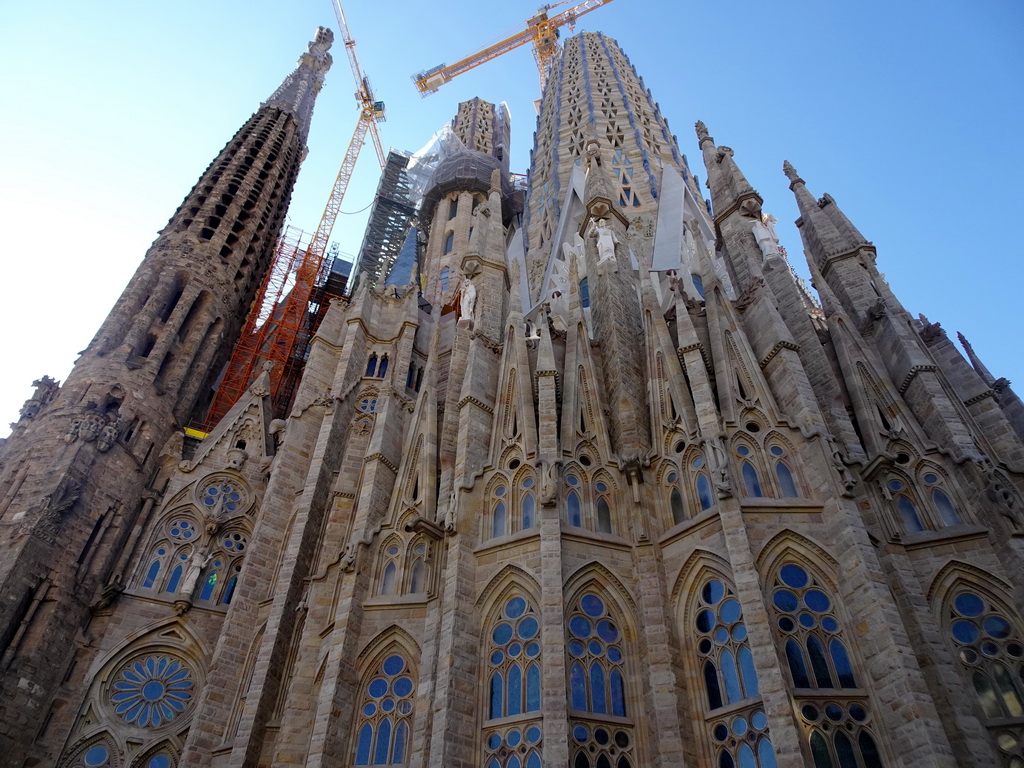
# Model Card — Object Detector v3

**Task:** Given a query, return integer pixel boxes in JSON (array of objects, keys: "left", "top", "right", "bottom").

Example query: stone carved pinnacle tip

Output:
[
  {"left": 695, "top": 120, "right": 709, "bottom": 141},
  {"left": 783, "top": 160, "right": 801, "bottom": 182}
]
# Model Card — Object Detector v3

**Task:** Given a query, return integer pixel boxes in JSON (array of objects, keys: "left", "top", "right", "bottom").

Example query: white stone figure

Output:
[
  {"left": 593, "top": 218, "right": 618, "bottom": 264},
  {"left": 181, "top": 548, "right": 215, "bottom": 600},
  {"left": 751, "top": 219, "right": 780, "bottom": 259},
  {"left": 682, "top": 226, "right": 697, "bottom": 265},
  {"left": 460, "top": 276, "right": 477, "bottom": 321},
  {"left": 763, "top": 213, "right": 779, "bottom": 243}
]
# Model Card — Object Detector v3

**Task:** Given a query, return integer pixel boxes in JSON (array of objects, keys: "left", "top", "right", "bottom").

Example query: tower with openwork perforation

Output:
[{"left": 4, "top": 25, "right": 1024, "bottom": 768}]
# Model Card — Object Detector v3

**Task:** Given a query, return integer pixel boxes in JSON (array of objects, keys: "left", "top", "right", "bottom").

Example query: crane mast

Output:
[{"left": 412, "top": 0, "right": 615, "bottom": 95}]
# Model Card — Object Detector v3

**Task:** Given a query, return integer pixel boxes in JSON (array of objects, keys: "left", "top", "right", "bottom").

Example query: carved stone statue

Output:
[
  {"left": 180, "top": 547, "right": 215, "bottom": 600},
  {"left": 540, "top": 460, "right": 561, "bottom": 506},
  {"left": 592, "top": 218, "right": 618, "bottom": 264},
  {"left": 460, "top": 276, "right": 477, "bottom": 322},
  {"left": 751, "top": 219, "right": 780, "bottom": 260}
]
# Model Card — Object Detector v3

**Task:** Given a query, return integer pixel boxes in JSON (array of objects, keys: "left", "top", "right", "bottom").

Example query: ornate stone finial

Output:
[
  {"left": 783, "top": 160, "right": 803, "bottom": 184},
  {"left": 695, "top": 120, "right": 709, "bottom": 141}
]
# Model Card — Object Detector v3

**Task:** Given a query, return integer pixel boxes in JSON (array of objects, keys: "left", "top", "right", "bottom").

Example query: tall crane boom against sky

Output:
[{"left": 412, "top": 0, "right": 615, "bottom": 96}]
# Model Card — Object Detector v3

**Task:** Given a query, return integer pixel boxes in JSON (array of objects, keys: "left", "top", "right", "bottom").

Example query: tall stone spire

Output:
[
  {"left": 263, "top": 26, "right": 334, "bottom": 140},
  {"left": 523, "top": 31, "right": 689, "bottom": 294},
  {"left": 0, "top": 29, "right": 331, "bottom": 765}
]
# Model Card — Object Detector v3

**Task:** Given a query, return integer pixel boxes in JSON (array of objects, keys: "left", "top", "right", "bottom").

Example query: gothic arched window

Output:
[
  {"left": 887, "top": 479, "right": 923, "bottom": 532},
  {"left": 595, "top": 482, "right": 613, "bottom": 534},
  {"left": 692, "top": 576, "right": 778, "bottom": 768},
  {"left": 139, "top": 517, "right": 200, "bottom": 595},
  {"left": 443, "top": 233, "right": 455, "bottom": 255},
  {"left": 566, "top": 474, "right": 583, "bottom": 528},
  {"left": 379, "top": 542, "right": 400, "bottom": 595},
  {"left": 567, "top": 593, "right": 634, "bottom": 767},
  {"left": 922, "top": 471, "right": 963, "bottom": 527},
  {"left": 691, "top": 456, "right": 714, "bottom": 512},
  {"left": 735, "top": 445, "right": 763, "bottom": 497},
  {"left": 945, "top": 588, "right": 1024, "bottom": 764},
  {"left": 366, "top": 353, "right": 378, "bottom": 378},
  {"left": 768, "top": 561, "right": 885, "bottom": 768},
  {"left": 377, "top": 355, "right": 389, "bottom": 378},
  {"left": 520, "top": 475, "right": 537, "bottom": 531},
  {"left": 491, "top": 484, "right": 508, "bottom": 539},
  {"left": 768, "top": 444, "right": 799, "bottom": 498},
  {"left": 485, "top": 595, "right": 542, "bottom": 768},
  {"left": 353, "top": 653, "right": 416, "bottom": 766}
]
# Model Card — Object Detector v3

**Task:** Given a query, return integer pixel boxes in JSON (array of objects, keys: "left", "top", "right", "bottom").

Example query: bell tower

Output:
[{"left": 0, "top": 28, "right": 332, "bottom": 763}]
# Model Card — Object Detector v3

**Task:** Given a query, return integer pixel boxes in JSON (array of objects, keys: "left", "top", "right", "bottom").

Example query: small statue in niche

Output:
[
  {"left": 592, "top": 218, "right": 619, "bottom": 265},
  {"left": 751, "top": 218, "right": 780, "bottom": 260},
  {"left": 460, "top": 275, "right": 477, "bottom": 323}
]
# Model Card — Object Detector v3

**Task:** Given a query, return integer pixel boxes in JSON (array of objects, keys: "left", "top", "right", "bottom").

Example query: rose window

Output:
[{"left": 110, "top": 655, "right": 194, "bottom": 727}]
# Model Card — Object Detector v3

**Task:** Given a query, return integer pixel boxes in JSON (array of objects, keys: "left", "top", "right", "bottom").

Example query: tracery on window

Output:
[
  {"left": 484, "top": 596, "right": 542, "bottom": 767},
  {"left": 107, "top": 654, "right": 195, "bottom": 728},
  {"left": 693, "top": 576, "right": 778, "bottom": 768},
  {"left": 353, "top": 653, "right": 416, "bottom": 766},
  {"left": 488, "top": 473, "right": 538, "bottom": 540},
  {"left": 376, "top": 534, "right": 431, "bottom": 598},
  {"left": 946, "top": 588, "right": 1024, "bottom": 766},
  {"left": 768, "top": 561, "right": 884, "bottom": 767},
  {"left": 567, "top": 593, "right": 633, "bottom": 768}
]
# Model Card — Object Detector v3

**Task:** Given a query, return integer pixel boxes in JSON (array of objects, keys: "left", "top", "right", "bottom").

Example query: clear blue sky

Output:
[{"left": 0, "top": 0, "right": 1021, "bottom": 433}]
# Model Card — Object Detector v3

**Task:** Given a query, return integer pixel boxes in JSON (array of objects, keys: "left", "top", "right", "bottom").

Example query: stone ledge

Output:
[{"left": 900, "top": 524, "right": 990, "bottom": 552}]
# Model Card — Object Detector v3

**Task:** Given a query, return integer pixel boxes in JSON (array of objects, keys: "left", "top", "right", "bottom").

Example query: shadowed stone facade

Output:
[{"left": 1, "top": 28, "right": 1024, "bottom": 768}]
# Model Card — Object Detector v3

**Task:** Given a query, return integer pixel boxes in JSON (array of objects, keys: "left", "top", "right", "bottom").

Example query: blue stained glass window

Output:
[
  {"left": 373, "top": 719, "right": 391, "bottom": 764},
  {"left": 355, "top": 722, "right": 373, "bottom": 764},
  {"left": 697, "top": 473, "right": 713, "bottom": 510},
  {"left": 741, "top": 462, "right": 762, "bottom": 497},
  {"left": 526, "top": 753, "right": 541, "bottom": 768},
  {"left": 897, "top": 496, "right": 923, "bottom": 531},
  {"left": 721, "top": 649, "right": 742, "bottom": 703},
  {"left": 568, "top": 490, "right": 582, "bottom": 526},
  {"left": 392, "top": 722, "right": 407, "bottom": 763},
  {"left": 526, "top": 664, "right": 541, "bottom": 711},
  {"left": 381, "top": 562, "right": 397, "bottom": 595},
  {"left": 804, "top": 590, "right": 831, "bottom": 613},
  {"left": 490, "top": 673, "right": 503, "bottom": 718},
  {"left": 776, "top": 462, "right": 798, "bottom": 497},
  {"left": 738, "top": 743, "right": 756, "bottom": 768},
  {"left": 785, "top": 639, "right": 810, "bottom": 688},
  {"left": 222, "top": 576, "right": 237, "bottom": 605},
  {"left": 692, "top": 273, "right": 705, "bottom": 298},
  {"left": 580, "top": 278, "right": 590, "bottom": 308},
  {"left": 571, "top": 662, "right": 587, "bottom": 710},
  {"left": 365, "top": 355, "right": 378, "bottom": 377},
  {"left": 670, "top": 488, "right": 686, "bottom": 524},
  {"left": 610, "top": 669, "right": 626, "bottom": 716},
  {"left": 738, "top": 647, "right": 759, "bottom": 698},
  {"left": 522, "top": 493, "right": 535, "bottom": 529},
  {"left": 830, "top": 640, "right": 857, "bottom": 688},
  {"left": 780, "top": 564, "right": 808, "bottom": 589},
  {"left": 955, "top": 593, "right": 984, "bottom": 617},
  {"left": 492, "top": 501, "right": 506, "bottom": 538},
  {"left": 704, "top": 660, "right": 723, "bottom": 709},
  {"left": 166, "top": 565, "right": 183, "bottom": 593},
  {"left": 507, "top": 664, "right": 523, "bottom": 716},
  {"left": 807, "top": 636, "right": 834, "bottom": 688},
  {"left": 758, "top": 737, "right": 778, "bottom": 768},
  {"left": 147, "top": 755, "right": 171, "bottom": 768},
  {"left": 443, "top": 234, "right": 454, "bottom": 255},
  {"left": 143, "top": 560, "right": 161, "bottom": 589},
  {"left": 590, "top": 662, "right": 607, "bottom": 713},
  {"left": 409, "top": 560, "right": 425, "bottom": 593},
  {"left": 932, "top": 490, "right": 960, "bottom": 526},
  {"left": 199, "top": 572, "right": 218, "bottom": 601},
  {"left": 84, "top": 746, "right": 110, "bottom": 766}
]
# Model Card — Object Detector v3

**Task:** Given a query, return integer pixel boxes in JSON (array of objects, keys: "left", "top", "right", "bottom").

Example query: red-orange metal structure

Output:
[
  {"left": 412, "top": 0, "right": 615, "bottom": 96},
  {"left": 201, "top": 1, "right": 387, "bottom": 429}
]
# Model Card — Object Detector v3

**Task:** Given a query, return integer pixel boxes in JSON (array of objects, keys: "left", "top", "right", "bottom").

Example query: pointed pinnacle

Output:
[{"left": 783, "top": 160, "right": 803, "bottom": 184}]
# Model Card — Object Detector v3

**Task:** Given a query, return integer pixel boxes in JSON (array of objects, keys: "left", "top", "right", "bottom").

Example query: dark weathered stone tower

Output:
[{"left": 0, "top": 28, "right": 332, "bottom": 765}]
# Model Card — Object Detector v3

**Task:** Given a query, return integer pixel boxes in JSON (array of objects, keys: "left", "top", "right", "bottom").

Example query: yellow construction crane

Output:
[{"left": 413, "top": 0, "right": 615, "bottom": 97}]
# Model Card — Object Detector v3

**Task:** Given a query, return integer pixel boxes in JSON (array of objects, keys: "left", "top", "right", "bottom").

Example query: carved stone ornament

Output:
[
  {"left": 540, "top": 460, "right": 561, "bottom": 507},
  {"left": 26, "top": 477, "right": 82, "bottom": 542},
  {"left": 64, "top": 404, "right": 120, "bottom": 452}
]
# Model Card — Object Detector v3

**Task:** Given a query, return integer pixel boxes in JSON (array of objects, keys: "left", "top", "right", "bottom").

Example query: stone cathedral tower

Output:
[{"left": 2, "top": 27, "right": 1024, "bottom": 768}]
